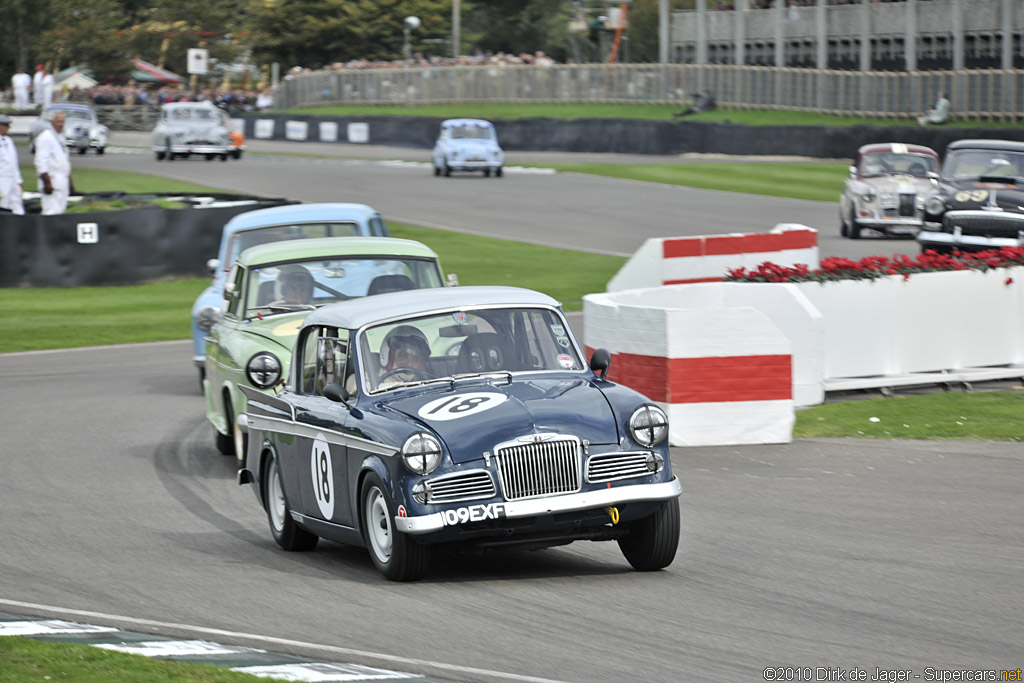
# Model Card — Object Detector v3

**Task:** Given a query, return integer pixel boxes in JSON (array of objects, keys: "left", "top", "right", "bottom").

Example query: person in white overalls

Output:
[
  {"left": 11, "top": 69, "right": 31, "bottom": 109},
  {"left": 34, "top": 112, "right": 73, "bottom": 216},
  {"left": 0, "top": 115, "right": 25, "bottom": 215}
]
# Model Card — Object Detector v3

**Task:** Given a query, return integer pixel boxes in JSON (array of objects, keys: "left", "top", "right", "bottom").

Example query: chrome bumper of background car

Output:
[
  {"left": 193, "top": 355, "right": 205, "bottom": 368},
  {"left": 451, "top": 160, "right": 497, "bottom": 169},
  {"left": 395, "top": 478, "right": 682, "bottom": 535},
  {"left": 917, "top": 229, "right": 1024, "bottom": 250},
  {"left": 171, "top": 144, "right": 228, "bottom": 154},
  {"left": 857, "top": 218, "right": 923, "bottom": 233}
]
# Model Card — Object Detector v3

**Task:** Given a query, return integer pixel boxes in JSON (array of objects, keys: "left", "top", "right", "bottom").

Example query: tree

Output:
[
  {"left": 0, "top": 0, "right": 54, "bottom": 78},
  {"left": 462, "top": 0, "right": 570, "bottom": 61},
  {"left": 36, "top": 0, "right": 131, "bottom": 78},
  {"left": 245, "top": 0, "right": 452, "bottom": 67}
]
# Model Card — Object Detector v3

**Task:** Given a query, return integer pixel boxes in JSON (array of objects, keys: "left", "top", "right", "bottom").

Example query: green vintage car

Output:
[{"left": 203, "top": 236, "right": 449, "bottom": 458}]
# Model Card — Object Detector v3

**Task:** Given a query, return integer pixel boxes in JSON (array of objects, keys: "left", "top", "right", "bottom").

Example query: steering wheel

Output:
[{"left": 379, "top": 367, "right": 431, "bottom": 382}]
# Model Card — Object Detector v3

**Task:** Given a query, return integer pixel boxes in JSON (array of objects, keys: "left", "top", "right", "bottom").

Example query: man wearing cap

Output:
[
  {"left": 34, "top": 111, "right": 73, "bottom": 215},
  {"left": 0, "top": 115, "right": 25, "bottom": 215},
  {"left": 32, "top": 65, "right": 44, "bottom": 106}
]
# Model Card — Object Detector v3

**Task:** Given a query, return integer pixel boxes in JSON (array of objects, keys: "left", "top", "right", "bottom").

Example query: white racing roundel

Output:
[
  {"left": 310, "top": 434, "right": 334, "bottom": 519},
  {"left": 417, "top": 392, "right": 508, "bottom": 421}
]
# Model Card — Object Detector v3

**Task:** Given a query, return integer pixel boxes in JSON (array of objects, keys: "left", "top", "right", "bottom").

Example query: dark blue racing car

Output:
[{"left": 240, "top": 286, "right": 682, "bottom": 580}]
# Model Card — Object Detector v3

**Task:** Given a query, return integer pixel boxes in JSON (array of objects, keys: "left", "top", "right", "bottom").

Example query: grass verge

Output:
[
  {"left": 0, "top": 636, "right": 289, "bottom": 683},
  {"left": 794, "top": 392, "right": 1024, "bottom": 441}
]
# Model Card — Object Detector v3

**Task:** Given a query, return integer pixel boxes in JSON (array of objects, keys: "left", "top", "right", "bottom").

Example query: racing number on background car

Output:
[
  {"left": 417, "top": 392, "right": 508, "bottom": 421},
  {"left": 311, "top": 434, "right": 335, "bottom": 519}
]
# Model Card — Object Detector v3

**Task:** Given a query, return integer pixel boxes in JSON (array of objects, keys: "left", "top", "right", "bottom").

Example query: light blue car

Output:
[
  {"left": 190, "top": 202, "right": 391, "bottom": 390},
  {"left": 431, "top": 118, "right": 504, "bottom": 178}
]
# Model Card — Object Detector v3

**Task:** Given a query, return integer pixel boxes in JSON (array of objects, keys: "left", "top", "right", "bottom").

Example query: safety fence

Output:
[{"left": 278, "top": 63, "right": 1024, "bottom": 123}]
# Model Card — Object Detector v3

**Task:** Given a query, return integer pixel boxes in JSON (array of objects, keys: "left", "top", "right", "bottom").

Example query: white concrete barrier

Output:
[
  {"left": 608, "top": 224, "right": 819, "bottom": 292},
  {"left": 584, "top": 285, "right": 796, "bottom": 447}
]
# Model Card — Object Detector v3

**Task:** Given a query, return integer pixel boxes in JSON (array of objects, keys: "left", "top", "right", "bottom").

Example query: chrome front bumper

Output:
[
  {"left": 917, "top": 229, "right": 1024, "bottom": 251},
  {"left": 395, "top": 477, "right": 682, "bottom": 535}
]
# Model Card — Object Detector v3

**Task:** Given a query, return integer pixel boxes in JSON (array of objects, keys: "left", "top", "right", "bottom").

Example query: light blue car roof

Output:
[
  {"left": 441, "top": 118, "right": 494, "bottom": 129},
  {"left": 221, "top": 203, "right": 381, "bottom": 233},
  {"left": 304, "top": 286, "right": 560, "bottom": 331},
  {"left": 46, "top": 104, "right": 94, "bottom": 113}
]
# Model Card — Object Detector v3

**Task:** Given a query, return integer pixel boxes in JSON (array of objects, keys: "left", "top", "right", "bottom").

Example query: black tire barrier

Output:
[
  {"left": 243, "top": 113, "right": 1024, "bottom": 158},
  {"left": 0, "top": 193, "right": 298, "bottom": 288}
]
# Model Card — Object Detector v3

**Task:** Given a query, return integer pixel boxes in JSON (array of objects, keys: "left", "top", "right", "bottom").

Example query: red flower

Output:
[{"left": 1006, "top": 277, "right": 1015, "bottom": 286}]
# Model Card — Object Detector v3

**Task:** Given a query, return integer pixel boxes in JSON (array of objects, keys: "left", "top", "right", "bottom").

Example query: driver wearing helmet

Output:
[
  {"left": 378, "top": 324, "right": 430, "bottom": 388},
  {"left": 273, "top": 264, "right": 315, "bottom": 306}
]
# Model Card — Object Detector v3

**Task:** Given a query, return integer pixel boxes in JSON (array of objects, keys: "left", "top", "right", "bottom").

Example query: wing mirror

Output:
[
  {"left": 324, "top": 382, "right": 351, "bottom": 405},
  {"left": 848, "top": 165, "right": 857, "bottom": 179},
  {"left": 446, "top": 273, "right": 459, "bottom": 287},
  {"left": 589, "top": 348, "right": 611, "bottom": 379},
  {"left": 207, "top": 258, "right": 219, "bottom": 275}
]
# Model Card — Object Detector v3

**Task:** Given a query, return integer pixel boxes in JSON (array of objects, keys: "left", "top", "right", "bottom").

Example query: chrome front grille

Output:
[
  {"left": 494, "top": 437, "right": 582, "bottom": 501},
  {"left": 898, "top": 193, "right": 915, "bottom": 216},
  {"left": 946, "top": 210, "right": 1024, "bottom": 237},
  {"left": 425, "top": 470, "right": 495, "bottom": 504},
  {"left": 587, "top": 452, "right": 652, "bottom": 483}
]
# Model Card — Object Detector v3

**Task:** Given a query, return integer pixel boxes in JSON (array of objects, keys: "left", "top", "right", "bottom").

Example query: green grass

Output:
[
  {"left": 19, "top": 164, "right": 222, "bottom": 195},
  {"left": 0, "top": 220, "right": 622, "bottom": 353},
  {"left": 0, "top": 636, "right": 289, "bottom": 683},
  {"left": 794, "top": 392, "right": 1024, "bottom": 441},
  {"left": 282, "top": 102, "right": 1020, "bottom": 128}
]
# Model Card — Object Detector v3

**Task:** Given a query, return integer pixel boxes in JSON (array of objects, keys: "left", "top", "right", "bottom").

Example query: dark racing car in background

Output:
[
  {"left": 917, "top": 139, "right": 1024, "bottom": 253},
  {"left": 240, "top": 286, "right": 682, "bottom": 581}
]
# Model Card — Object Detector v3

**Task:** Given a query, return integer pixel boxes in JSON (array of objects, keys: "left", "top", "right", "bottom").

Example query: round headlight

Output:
[
  {"left": 246, "top": 352, "right": 282, "bottom": 389},
  {"left": 925, "top": 194, "right": 946, "bottom": 215},
  {"left": 402, "top": 432, "right": 442, "bottom": 475},
  {"left": 196, "top": 306, "right": 221, "bottom": 332},
  {"left": 629, "top": 405, "right": 668, "bottom": 447},
  {"left": 860, "top": 189, "right": 876, "bottom": 203}
]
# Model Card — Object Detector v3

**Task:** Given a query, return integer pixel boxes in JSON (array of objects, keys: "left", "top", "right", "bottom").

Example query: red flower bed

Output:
[{"left": 725, "top": 248, "right": 1024, "bottom": 283}]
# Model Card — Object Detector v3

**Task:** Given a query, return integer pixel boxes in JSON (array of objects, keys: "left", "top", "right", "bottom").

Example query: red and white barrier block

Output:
[
  {"left": 607, "top": 224, "right": 818, "bottom": 292},
  {"left": 584, "top": 286, "right": 795, "bottom": 447}
]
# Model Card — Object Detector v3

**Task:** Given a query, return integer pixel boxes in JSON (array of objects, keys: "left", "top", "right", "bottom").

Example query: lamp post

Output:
[{"left": 403, "top": 16, "right": 421, "bottom": 61}]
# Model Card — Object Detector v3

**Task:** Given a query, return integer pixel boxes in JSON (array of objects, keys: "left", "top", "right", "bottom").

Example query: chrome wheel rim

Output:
[
  {"left": 268, "top": 460, "right": 286, "bottom": 532},
  {"left": 366, "top": 487, "right": 392, "bottom": 563}
]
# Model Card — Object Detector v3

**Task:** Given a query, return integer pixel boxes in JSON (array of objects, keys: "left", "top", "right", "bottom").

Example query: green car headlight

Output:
[{"left": 246, "top": 352, "right": 282, "bottom": 389}]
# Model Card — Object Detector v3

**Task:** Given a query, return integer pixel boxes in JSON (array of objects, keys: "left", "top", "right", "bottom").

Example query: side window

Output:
[
  {"left": 224, "top": 265, "right": 245, "bottom": 317},
  {"left": 299, "top": 328, "right": 321, "bottom": 395},
  {"left": 316, "top": 331, "right": 349, "bottom": 396}
]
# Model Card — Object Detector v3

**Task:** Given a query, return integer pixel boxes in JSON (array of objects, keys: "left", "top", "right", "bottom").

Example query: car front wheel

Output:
[
  {"left": 264, "top": 456, "right": 319, "bottom": 551},
  {"left": 848, "top": 208, "right": 862, "bottom": 239},
  {"left": 361, "top": 472, "right": 430, "bottom": 581},
  {"left": 617, "top": 499, "right": 680, "bottom": 571},
  {"left": 214, "top": 393, "right": 235, "bottom": 456},
  {"left": 495, "top": 166, "right": 503, "bottom": 178}
]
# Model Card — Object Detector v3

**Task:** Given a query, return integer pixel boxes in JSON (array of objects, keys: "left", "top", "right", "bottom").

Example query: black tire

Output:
[
  {"left": 483, "top": 169, "right": 491, "bottom": 177},
  {"left": 361, "top": 472, "right": 430, "bottom": 581},
  {"left": 433, "top": 165, "right": 441, "bottom": 177},
  {"left": 214, "top": 394, "right": 235, "bottom": 456},
  {"left": 205, "top": 153, "right": 215, "bottom": 161},
  {"left": 165, "top": 140, "right": 174, "bottom": 162},
  {"left": 155, "top": 150, "right": 165, "bottom": 161},
  {"left": 263, "top": 456, "right": 319, "bottom": 551},
  {"left": 495, "top": 166, "right": 503, "bottom": 178},
  {"left": 77, "top": 147, "right": 87, "bottom": 155},
  {"left": 849, "top": 218, "right": 862, "bottom": 239},
  {"left": 444, "top": 163, "right": 452, "bottom": 177},
  {"left": 197, "top": 366, "right": 205, "bottom": 394},
  {"left": 220, "top": 153, "right": 228, "bottom": 161},
  {"left": 232, "top": 149, "right": 242, "bottom": 160},
  {"left": 96, "top": 147, "right": 105, "bottom": 155},
  {"left": 617, "top": 500, "right": 680, "bottom": 571},
  {"left": 840, "top": 209, "right": 849, "bottom": 237}
]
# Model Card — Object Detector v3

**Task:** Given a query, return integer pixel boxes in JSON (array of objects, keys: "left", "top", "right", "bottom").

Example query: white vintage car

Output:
[
  {"left": 431, "top": 118, "right": 504, "bottom": 177},
  {"left": 40, "top": 104, "right": 108, "bottom": 155},
  {"left": 839, "top": 143, "right": 941, "bottom": 239},
  {"left": 152, "top": 101, "right": 235, "bottom": 162}
]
